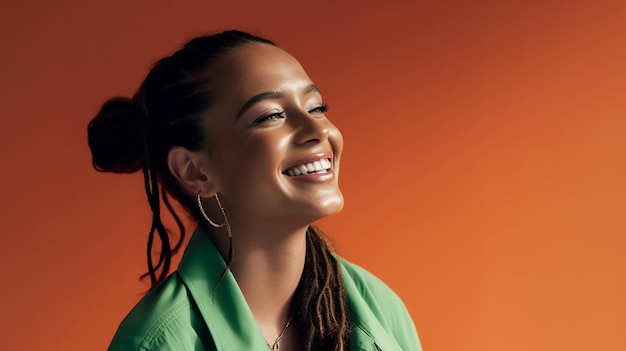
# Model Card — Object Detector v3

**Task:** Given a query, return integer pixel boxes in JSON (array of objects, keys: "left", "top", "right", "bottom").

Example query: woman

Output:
[{"left": 89, "top": 30, "right": 421, "bottom": 351}]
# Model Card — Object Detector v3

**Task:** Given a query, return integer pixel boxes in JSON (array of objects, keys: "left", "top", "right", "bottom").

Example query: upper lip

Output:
[{"left": 282, "top": 151, "right": 334, "bottom": 173}]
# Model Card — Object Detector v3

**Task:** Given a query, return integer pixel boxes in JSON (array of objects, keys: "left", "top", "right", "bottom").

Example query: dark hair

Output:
[{"left": 87, "top": 30, "right": 349, "bottom": 350}]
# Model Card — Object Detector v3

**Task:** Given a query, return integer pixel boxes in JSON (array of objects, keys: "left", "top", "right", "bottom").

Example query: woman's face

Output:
[{"left": 200, "top": 43, "right": 344, "bottom": 226}]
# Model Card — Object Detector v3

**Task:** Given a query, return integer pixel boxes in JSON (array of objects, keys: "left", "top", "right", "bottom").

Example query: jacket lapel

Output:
[{"left": 178, "top": 228, "right": 268, "bottom": 350}]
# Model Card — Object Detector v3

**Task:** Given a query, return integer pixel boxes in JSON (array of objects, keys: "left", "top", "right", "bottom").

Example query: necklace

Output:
[{"left": 267, "top": 315, "right": 293, "bottom": 351}]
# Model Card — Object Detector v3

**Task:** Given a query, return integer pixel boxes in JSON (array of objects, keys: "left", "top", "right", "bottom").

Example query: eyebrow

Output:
[{"left": 237, "top": 84, "right": 321, "bottom": 118}]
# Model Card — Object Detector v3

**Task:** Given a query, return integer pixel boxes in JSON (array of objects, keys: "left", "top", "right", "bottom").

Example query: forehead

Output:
[{"left": 208, "top": 43, "right": 314, "bottom": 102}]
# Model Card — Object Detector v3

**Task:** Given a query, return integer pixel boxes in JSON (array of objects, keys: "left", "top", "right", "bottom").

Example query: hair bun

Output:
[{"left": 88, "top": 96, "right": 144, "bottom": 174}]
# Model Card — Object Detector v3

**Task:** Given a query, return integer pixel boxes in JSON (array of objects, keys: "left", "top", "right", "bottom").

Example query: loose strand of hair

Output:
[
  {"left": 154, "top": 215, "right": 171, "bottom": 283},
  {"left": 141, "top": 218, "right": 158, "bottom": 286},
  {"left": 161, "top": 187, "right": 185, "bottom": 255},
  {"left": 140, "top": 164, "right": 158, "bottom": 286},
  {"left": 149, "top": 163, "right": 173, "bottom": 285},
  {"left": 139, "top": 155, "right": 175, "bottom": 287}
]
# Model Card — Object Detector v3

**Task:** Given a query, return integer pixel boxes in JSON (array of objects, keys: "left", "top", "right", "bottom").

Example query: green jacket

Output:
[{"left": 108, "top": 229, "right": 422, "bottom": 350}]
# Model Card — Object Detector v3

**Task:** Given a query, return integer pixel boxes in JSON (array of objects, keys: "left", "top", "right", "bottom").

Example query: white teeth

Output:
[{"left": 285, "top": 158, "right": 332, "bottom": 176}]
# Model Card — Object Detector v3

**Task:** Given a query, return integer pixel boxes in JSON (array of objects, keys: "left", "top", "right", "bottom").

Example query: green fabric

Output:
[{"left": 108, "top": 228, "right": 422, "bottom": 350}]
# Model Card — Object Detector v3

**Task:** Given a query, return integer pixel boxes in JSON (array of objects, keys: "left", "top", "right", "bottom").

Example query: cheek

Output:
[
  {"left": 241, "top": 131, "right": 290, "bottom": 167},
  {"left": 214, "top": 131, "right": 290, "bottom": 186}
]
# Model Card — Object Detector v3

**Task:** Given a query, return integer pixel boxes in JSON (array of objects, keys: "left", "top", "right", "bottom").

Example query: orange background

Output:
[{"left": 1, "top": 0, "right": 625, "bottom": 350}]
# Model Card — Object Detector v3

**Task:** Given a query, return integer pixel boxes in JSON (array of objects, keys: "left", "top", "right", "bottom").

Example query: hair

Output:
[{"left": 87, "top": 30, "right": 350, "bottom": 350}]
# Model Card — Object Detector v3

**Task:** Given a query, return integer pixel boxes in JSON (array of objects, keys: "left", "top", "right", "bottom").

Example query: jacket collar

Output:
[
  {"left": 178, "top": 228, "right": 268, "bottom": 350},
  {"left": 178, "top": 227, "right": 401, "bottom": 350}
]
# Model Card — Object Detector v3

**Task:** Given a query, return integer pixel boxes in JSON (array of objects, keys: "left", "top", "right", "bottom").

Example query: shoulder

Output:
[
  {"left": 338, "top": 258, "right": 399, "bottom": 299},
  {"left": 338, "top": 257, "right": 423, "bottom": 351},
  {"left": 107, "top": 272, "right": 214, "bottom": 351},
  {"left": 338, "top": 257, "right": 406, "bottom": 317}
]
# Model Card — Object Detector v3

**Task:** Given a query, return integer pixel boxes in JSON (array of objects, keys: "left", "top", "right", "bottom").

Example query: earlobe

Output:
[{"left": 167, "top": 146, "right": 216, "bottom": 197}]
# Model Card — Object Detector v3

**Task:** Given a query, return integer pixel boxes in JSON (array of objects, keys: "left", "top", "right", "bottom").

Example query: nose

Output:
[{"left": 292, "top": 111, "right": 330, "bottom": 145}]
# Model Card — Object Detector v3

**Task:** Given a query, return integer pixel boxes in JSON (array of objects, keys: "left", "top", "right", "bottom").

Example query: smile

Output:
[{"left": 284, "top": 158, "right": 332, "bottom": 176}]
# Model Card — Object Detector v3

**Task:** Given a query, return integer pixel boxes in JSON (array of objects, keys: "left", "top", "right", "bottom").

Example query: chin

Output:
[
  {"left": 309, "top": 193, "right": 344, "bottom": 220},
  {"left": 322, "top": 195, "right": 344, "bottom": 214}
]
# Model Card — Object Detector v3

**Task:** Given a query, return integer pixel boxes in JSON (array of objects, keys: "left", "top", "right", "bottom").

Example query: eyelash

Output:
[
  {"left": 252, "top": 104, "right": 329, "bottom": 125},
  {"left": 254, "top": 111, "right": 285, "bottom": 124},
  {"left": 310, "top": 104, "right": 329, "bottom": 114}
]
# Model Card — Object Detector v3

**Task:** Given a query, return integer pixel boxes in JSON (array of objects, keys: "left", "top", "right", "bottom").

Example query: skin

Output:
[{"left": 168, "top": 43, "right": 344, "bottom": 349}]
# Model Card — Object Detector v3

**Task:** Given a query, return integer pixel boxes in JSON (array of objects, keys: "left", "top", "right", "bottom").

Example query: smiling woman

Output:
[{"left": 88, "top": 30, "right": 421, "bottom": 351}]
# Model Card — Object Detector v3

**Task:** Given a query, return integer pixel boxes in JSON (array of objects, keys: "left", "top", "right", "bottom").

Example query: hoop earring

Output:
[
  {"left": 197, "top": 193, "right": 225, "bottom": 228},
  {"left": 197, "top": 192, "right": 232, "bottom": 238}
]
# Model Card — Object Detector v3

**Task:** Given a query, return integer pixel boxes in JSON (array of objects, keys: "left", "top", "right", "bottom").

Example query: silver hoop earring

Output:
[
  {"left": 197, "top": 192, "right": 232, "bottom": 238},
  {"left": 197, "top": 193, "right": 225, "bottom": 228}
]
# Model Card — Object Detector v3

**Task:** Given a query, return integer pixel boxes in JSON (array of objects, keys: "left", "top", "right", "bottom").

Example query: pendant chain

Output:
[{"left": 267, "top": 315, "right": 293, "bottom": 351}]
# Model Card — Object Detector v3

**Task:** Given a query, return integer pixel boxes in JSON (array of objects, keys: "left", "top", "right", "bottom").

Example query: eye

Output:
[
  {"left": 253, "top": 111, "right": 285, "bottom": 125},
  {"left": 309, "top": 104, "right": 329, "bottom": 115}
]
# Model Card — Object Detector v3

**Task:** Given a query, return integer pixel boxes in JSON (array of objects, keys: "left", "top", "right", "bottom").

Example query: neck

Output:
[{"left": 207, "top": 220, "right": 308, "bottom": 346}]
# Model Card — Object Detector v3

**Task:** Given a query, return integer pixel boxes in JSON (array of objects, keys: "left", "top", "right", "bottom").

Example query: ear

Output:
[{"left": 167, "top": 146, "right": 217, "bottom": 197}]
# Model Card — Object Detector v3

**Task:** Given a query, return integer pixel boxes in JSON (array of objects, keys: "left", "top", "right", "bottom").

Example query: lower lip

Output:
[{"left": 284, "top": 169, "right": 335, "bottom": 183}]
